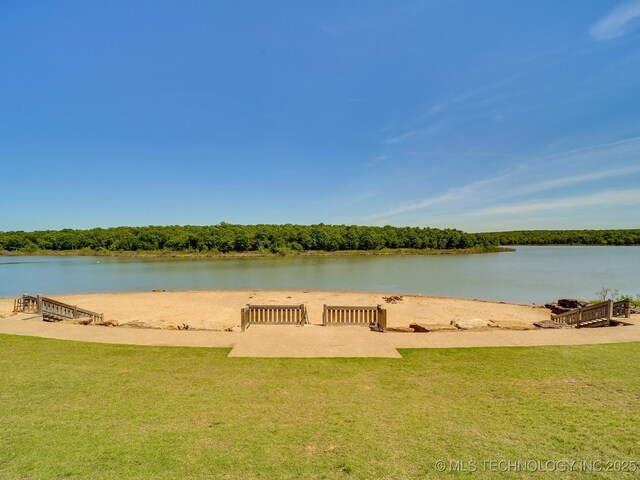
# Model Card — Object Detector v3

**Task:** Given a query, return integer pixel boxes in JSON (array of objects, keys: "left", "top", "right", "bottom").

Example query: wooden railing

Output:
[
  {"left": 13, "top": 295, "right": 38, "bottom": 313},
  {"left": 551, "top": 299, "right": 630, "bottom": 328},
  {"left": 322, "top": 305, "right": 387, "bottom": 332},
  {"left": 13, "top": 294, "right": 104, "bottom": 324},
  {"left": 241, "top": 304, "right": 308, "bottom": 331},
  {"left": 613, "top": 299, "right": 631, "bottom": 318}
]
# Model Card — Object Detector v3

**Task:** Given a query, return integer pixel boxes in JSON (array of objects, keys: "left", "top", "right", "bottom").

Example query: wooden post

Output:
[
  {"left": 322, "top": 304, "right": 327, "bottom": 326},
  {"left": 36, "top": 294, "right": 43, "bottom": 314},
  {"left": 607, "top": 299, "right": 613, "bottom": 326},
  {"left": 73, "top": 305, "right": 78, "bottom": 319},
  {"left": 377, "top": 305, "right": 387, "bottom": 333},
  {"left": 576, "top": 308, "right": 581, "bottom": 328},
  {"left": 625, "top": 299, "right": 631, "bottom": 319}
]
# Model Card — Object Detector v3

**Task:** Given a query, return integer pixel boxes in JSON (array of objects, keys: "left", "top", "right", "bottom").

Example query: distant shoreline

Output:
[{"left": 0, "top": 246, "right": 513, "bottom": 258}]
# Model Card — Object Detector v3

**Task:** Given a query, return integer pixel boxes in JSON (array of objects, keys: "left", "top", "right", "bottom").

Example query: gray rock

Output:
[{"left": 451, "top": 318, "right": 496, "bottom": 330}]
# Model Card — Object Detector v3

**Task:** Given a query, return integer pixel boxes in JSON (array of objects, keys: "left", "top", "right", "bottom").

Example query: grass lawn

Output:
[{"left": 0, "top": 335, "right": 638, "bottom": 479}]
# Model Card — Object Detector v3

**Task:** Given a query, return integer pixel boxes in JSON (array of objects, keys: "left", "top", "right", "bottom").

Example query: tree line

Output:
[
  {"left": 483, "top": 229, "right": 640, "bottom": 246},
  {"left": 0, "top": 223, "right": 496, "bottom": 254}
]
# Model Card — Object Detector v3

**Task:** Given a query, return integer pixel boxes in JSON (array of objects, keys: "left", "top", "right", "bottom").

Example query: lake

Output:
[{"left": 0, "top": 246, "right": 638, "bottom": 304}]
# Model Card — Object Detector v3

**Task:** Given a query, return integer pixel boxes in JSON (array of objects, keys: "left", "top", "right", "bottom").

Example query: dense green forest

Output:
[
  {"left": 0, "top": 223, "right": 495, "bottom": 254},
  {"left": 483, "top": 229, "right": 640, "bottom": 246},
  {"left": 2, "top": 225, "right": 637, "bottom": 255}
]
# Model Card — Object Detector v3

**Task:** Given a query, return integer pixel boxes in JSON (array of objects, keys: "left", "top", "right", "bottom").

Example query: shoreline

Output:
[
  {"left": 0, "top": 246, "right": 513, "bottom": 258},
  {"left": 1, "top": 288, "right": 543, "bottom": 307}
]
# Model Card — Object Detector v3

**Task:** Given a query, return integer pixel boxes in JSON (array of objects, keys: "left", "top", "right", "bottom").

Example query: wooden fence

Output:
[
  {"left": 551, "top": 299, "right": 630, "bottom": 328},
  {"left": 13, "top": 294, "right": 104, "bottom": 324},
  {"left": 241, "top": 304, "right": 308, "bottom": 331},
  {"left": 322, "top": 305, "right": 387, "bottom": 332}
]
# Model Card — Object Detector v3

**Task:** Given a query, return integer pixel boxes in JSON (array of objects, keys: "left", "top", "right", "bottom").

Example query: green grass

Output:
[{"left": 1, "top": 336, "right": 638, "bottom": 479}]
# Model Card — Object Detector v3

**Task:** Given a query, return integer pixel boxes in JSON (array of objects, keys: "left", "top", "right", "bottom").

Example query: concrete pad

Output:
[
  {"left": 1, "top": 314, "right": 638, "bottom": 356},
  {"left": 228, "top": 325, "right": 403, "bottom": 358}
]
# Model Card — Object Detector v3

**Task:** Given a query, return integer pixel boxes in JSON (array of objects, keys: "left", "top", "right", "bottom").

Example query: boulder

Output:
[
  {"left": 409, "top": 323, "right": 458, "bottom": 332},
  {"left": 409, "top": 323, "right": 429, "bottom": 332},
  {"left": 533, "top": 320, "right": 573, "bottom": 329},
  {"left": 494, "top": 321, "right": 537, "bottom": 331},
  {"left": 545, "top": 299, "right": 590, "bottom": 315},
  {"left": 558, "top": 298, "right": 589, "bottom": 309},
  {"left": 387, "top": 326, "right": 415, "bottom": 333},
  {"left": 451, "top": 318, "right": 496, "bottom": 330}
]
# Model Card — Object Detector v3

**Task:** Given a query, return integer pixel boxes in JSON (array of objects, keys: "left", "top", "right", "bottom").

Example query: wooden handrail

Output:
[
  {"left": 551, "top": 299, "right": 630, "bottom": 328},
  {"left": 14, "top": 294, "right": 104, "bottom": 324}
]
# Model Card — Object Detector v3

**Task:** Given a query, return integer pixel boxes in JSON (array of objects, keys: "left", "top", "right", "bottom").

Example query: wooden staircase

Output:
[
  {"left": 14, "top": 294, "right": 104, "bottom": 324},
  {"left": 551, "top": 299, "right": 631, "bottom": 328}
]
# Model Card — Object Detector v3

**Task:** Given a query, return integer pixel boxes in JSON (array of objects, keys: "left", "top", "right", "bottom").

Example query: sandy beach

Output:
[{"left": 0, "top": 289, "right": 550, "bottom": 331}]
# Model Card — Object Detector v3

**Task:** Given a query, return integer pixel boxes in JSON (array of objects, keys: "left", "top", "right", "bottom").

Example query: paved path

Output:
[
  {"left": 1, "top": 314, "right": 638, "bottom": 357},
  {"left": 229, "top": 325, "right": 402, "bottom": 358}
]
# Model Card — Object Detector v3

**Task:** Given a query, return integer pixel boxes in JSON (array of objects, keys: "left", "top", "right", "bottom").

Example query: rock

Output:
[
  {"left": 409, "top": 323, "right": 429, "bottom": 332},
  {"left": 409, "top": 323, "right": 457, "bottom": 332},
  {"left": 558, "top": 298, "right": 589, "bottom": 309},
  {"left": 387, "top": 326, "right": 415, "bottom": 333},
  {"left": 494, "top": 321, "right": 537, "bottom": 331},
  {"left": 426, "top": 324, "right": 459, "bottom": 332},
  {"left": 118, "top": 320, "right": 158, "bottom": 329},
  {"left": 451, "top": 318, "right": 496, "bottom": 330},
  {"left": 534, "top": 320, "right": 573, "bottom": 329},
  {"left": 545, "top": 299, "right": 590, "bottom": 314}
]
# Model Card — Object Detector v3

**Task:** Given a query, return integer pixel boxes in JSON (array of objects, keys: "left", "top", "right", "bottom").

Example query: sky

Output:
[{"left": 1, "top": 1, "right": 639, "bottom": 232}]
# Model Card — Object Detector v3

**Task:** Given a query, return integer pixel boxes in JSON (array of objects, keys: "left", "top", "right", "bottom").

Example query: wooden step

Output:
[
  {"left": 42, "top": 312, "right": 67, "bottom": 323},
  {"left": 578, "top": 319, "right": 609, "bottom": 328}
]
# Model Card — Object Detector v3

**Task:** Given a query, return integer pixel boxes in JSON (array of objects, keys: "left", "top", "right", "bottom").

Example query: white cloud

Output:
[
  {"left": 366, "top": 173, "right": 512, "bottom": 220},
  {"left": 365, "top": 135, "right": 640, "bottom": 223},
  {"left": 515, "top": 165, "right": 640, "bottom": 196},
  {"left": 474, "top": 188, "right": 640, "bottom": 216},
  {"left": 590, "top": 0, "right": 640, "bottom": 40}
]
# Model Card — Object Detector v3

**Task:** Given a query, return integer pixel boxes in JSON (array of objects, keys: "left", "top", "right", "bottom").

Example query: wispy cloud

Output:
[
  {"left": 420, "top": 75, "right": 520, "bottom": 120},
  {"left": 473, "top": 188, "right": 640, "bottom": 216},
  {"left": 367, "top": 172, "right": 513, "bottom": 220},
  {"left": 365, "top": 136, "right": 640, "bottom": 222},
  {"left": 384, "top": 131, "right": 416, "bottom": 144},
  {"left": 515, "top": 165, "right": 640, "bottom": 196},
  {"left": 590, "top": 0, "right": 640, "bottom": 41}
]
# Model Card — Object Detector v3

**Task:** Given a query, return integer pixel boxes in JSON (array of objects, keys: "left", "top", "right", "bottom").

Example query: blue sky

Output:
[{"left": 1, "top": 1, "right": 639, "bottom": 232}]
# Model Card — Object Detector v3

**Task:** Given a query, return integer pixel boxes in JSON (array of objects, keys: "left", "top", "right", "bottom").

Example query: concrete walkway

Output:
[
  {"left": 0, "top": 314, "right": 638, "bottom": 357},
  {"left": 229, "top": 325, "right": 402, "bottom": 358}
]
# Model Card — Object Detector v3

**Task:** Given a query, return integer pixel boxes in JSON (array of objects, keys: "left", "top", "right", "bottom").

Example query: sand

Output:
[
  {"left": 0, "top": 290, "right": 549, "bottom": 331},
  {"left": 1, "top": 291, "right": 638, "bottom": 357}
]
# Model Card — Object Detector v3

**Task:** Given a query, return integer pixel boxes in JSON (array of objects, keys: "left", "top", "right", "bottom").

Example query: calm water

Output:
[{"left": 0, "top": 247, "right": 638, "bottom": 304}]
